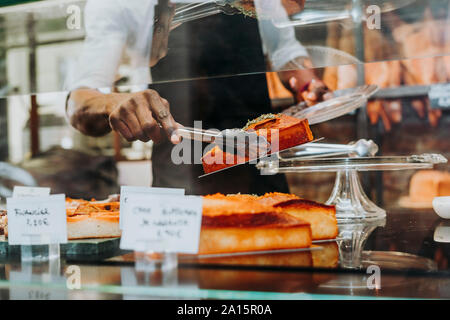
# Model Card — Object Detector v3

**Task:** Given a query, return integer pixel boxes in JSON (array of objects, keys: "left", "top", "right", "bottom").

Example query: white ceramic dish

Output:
[{"left": 432, "top": 196, "right": 450, "bottom": 219}]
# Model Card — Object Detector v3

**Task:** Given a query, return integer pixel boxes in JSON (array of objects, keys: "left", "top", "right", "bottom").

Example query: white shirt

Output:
[
  {"left": 255, "top": 0, "right": 308, "bottom": 70},
  {"left": 67, "top": 0, "right": 308, "bottom": 92}
]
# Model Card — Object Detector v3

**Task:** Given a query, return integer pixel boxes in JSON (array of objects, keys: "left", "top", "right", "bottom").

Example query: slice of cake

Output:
[
  {"left": 202, "top": 114, "right": 313, "bottom": 174},
  {"left": 272, "top": 199, "right": 338, "bottom": 240},
  {"left": 66, "top": 200, "right": 121, "bottom": 240},
  {"left": 199, "top": 211, "right": 312, "bottom": 255}
]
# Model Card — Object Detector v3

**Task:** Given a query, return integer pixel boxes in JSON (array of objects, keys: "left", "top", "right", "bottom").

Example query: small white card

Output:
[
  {"left": 120, "top": 194, "right": 203, "bottom": 254},
  {"left": 13, "top": 187, "right": 50, "bottom": 198},
  {"left": 119, "top": 186, "right": 185, "bottom": 229},
  {"left": 7, "top": 194, "right": 68, "bottom": 245}
]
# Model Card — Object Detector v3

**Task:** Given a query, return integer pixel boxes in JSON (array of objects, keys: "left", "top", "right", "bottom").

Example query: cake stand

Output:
[{"left": 256, "top": 153, "right": 448, "bottom": 222}]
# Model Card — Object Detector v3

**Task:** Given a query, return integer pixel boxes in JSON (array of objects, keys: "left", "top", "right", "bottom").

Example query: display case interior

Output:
[{"left": 0, "top": 0, "right": 449, "bottom": 300}]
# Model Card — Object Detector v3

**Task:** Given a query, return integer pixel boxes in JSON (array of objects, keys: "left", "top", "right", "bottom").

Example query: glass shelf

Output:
[
  {"left": 257, "top": 153, "right": 447, "bottom": 221},
  {"left": 0, "top": 0, "right": 449, "bottom": 97},
  {"left": 1, "top": 208, "right": 449, "bottom": 299}
]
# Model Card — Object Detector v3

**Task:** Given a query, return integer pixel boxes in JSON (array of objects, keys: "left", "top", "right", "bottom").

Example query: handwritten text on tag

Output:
[
  {"left": 119, "top": 186, "right": 184, "bottom": 228},
  {"left": 120, "top": 194, "right": 202, "bottom": 254},
  {"left": 7, "top": 194, "right": 67, "bottom": 245}
]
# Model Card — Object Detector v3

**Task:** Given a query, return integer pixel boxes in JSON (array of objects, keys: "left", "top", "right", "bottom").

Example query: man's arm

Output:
[
  {"left": 66, "top": 0, "right": 180, "bottom": 144},
  {"left": 67, "top": 88, "right": 180, "bottom": 144},
  {"left": 255, "top": 0, "right": 332, "bottom": 105}
]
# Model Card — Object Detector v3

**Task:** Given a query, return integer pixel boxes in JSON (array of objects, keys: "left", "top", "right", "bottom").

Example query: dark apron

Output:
[{"left": 149, "top": 14, "right": 289, "bottom": 195}]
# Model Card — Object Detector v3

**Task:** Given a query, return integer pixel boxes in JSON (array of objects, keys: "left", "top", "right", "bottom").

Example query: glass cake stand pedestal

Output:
[{"left": 257, "top": 153, "right": 447, "bottom": 223}]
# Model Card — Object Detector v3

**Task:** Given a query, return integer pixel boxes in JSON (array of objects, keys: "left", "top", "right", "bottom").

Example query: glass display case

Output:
[{"left": 0, "top": 0, "right": 449, "bottom": 300}]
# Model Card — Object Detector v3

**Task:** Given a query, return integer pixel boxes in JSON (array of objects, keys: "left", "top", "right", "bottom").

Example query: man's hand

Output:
[
  {"left": 67, "top": 88, "right": 181, "bottom": 144},
  {"left": 290, "top": 78, "right": 333, "bottom": 106},
  {"left": 150, "top": 0, "right": 175, "bottom": 67},
  {"left": 277, "top": 57, "right": 333, "bottom": 105},
  {"left": 109, "top": 89, "right": 180, "bottom": 144}
]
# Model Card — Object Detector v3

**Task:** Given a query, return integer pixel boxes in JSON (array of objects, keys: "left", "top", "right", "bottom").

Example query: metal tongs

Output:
[
  {"left": 175, "top": 127, "right": 271, "bottom": 158},
  {"left": 171, "top": 0, "right": 239, "bottom": 30},
  {"left": 278, "top": 139, "right": 379, "bottom": 159}
]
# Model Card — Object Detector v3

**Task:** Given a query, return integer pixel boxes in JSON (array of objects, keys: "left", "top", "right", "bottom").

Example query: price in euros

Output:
[
  {"left": 26, "top": 218, "right": 49, "bottom": 227},
  {"left": 157, "top": 229, "right": 182, "bottom": 239}
]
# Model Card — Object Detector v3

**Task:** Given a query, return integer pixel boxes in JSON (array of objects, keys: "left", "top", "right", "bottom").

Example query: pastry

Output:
[{"left": 202, "top": 114, "right": 313, "bottom": 174}]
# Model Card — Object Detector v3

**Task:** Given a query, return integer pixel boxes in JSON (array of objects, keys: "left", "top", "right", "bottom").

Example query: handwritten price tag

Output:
[
  {"left": 7, "top": 194, "right": 67, "bottom": 245},
  {"left": 120, "top": 194, "right": 203, "bottom": 254},
  {"left": 119, "top": 186, "right": 184, "bottom": 228}
]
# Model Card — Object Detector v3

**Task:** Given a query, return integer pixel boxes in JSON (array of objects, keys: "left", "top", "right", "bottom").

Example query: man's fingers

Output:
[
  {"left": 147, "top": 119, "right": 163, "bottom": 144},
  {"left": 109, "top": 116, "right": 134, "bottom": 142},
  {"left": 139, "top": 116, "right": 163, "bottom": 144},
  {"left": 133, "top": 96, "right": 159, "bottom": 141},
  {"left": 143, "top": 90, "right": 180, "bottom": 144},
  {"left": 289, "top": 77, "right": 299, "bottom": 92},
  {"left": 114, "top": 101, "right": 148, "bottom": 142},
  {"left": 127, "top": 113, "right": 150, "bottom": 142},
  {"left": 305, "top": 91, "right": 318, "bottom": 101},
  {"left": 135, "top": 100, "right": 163, "bottom": 143}
]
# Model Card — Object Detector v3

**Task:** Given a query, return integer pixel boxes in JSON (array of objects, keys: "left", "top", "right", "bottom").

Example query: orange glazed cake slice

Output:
[
  {"left": 202, "top": 114, "right": 313, "bottom": 174},
  {"left": 198, "top": 211, "right": 312, "bottom": 255},
  {"left": 273, "top": 199, "right": 338, "bottom": 240}
]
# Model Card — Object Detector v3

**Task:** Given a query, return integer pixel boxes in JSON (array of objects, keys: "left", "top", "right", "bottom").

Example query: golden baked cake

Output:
[
  {"left": 201, "top": 114, "right": 313, "bottom": 174},
  {"left": 199, "top": 211, "right": 312, "bottom": 255}
]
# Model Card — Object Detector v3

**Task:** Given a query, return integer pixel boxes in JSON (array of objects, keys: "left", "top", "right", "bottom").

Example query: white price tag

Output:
[
  {"left": 7, "top": 194, "right": 68, "bottom": 245},
  {"left": 13, "top": 187, "right": 50, "bottom": 198},
  {"left": 120, "top": 194, "right": 203, "bottom": 254},
  {"left": 120, "top": 186, "right": 184, "bottom": 228}
]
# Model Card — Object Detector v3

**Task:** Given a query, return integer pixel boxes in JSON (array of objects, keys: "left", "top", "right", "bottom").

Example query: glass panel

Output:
[
  {"left": 0, "top": 0, "right": 449, "bottom": 97},
  {"left": 0, "top": 263, "right": 446, "bottom": 299}
]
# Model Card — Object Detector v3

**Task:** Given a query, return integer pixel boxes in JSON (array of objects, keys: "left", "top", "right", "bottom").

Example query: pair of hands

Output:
[
  {"left": 79, "top": 4, "right": 332, "bottom": 145},
  {"left": 107, "top": 55, "right": 331, "bottom": 145},
  {"left": 108, "top": 70, "right": 332, "bottom": 145},
  {"left": 109, "top": 76, "right": 331, "bottom": 145}
]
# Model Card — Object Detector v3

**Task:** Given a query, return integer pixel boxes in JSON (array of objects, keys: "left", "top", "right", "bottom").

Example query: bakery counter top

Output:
[{"left": 0, "top": 209, "right": 449, "bottom": 300}]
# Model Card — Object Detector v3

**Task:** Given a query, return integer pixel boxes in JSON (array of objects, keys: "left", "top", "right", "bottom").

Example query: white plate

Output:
[{"left": 433, "top": 196, "right": 450, "bottom": 219}]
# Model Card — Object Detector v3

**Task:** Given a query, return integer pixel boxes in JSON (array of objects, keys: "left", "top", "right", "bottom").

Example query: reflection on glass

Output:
[
  {"left": 338, "top": 218, "right": 385, "bottom": 269},
  {"left": 0, "top": 0, "right": 448, "bottom": 97}
]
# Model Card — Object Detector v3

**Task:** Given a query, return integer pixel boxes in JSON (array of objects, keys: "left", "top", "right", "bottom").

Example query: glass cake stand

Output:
[{"left": 257, "top": 154, "right": 448, "bottom": 222}]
